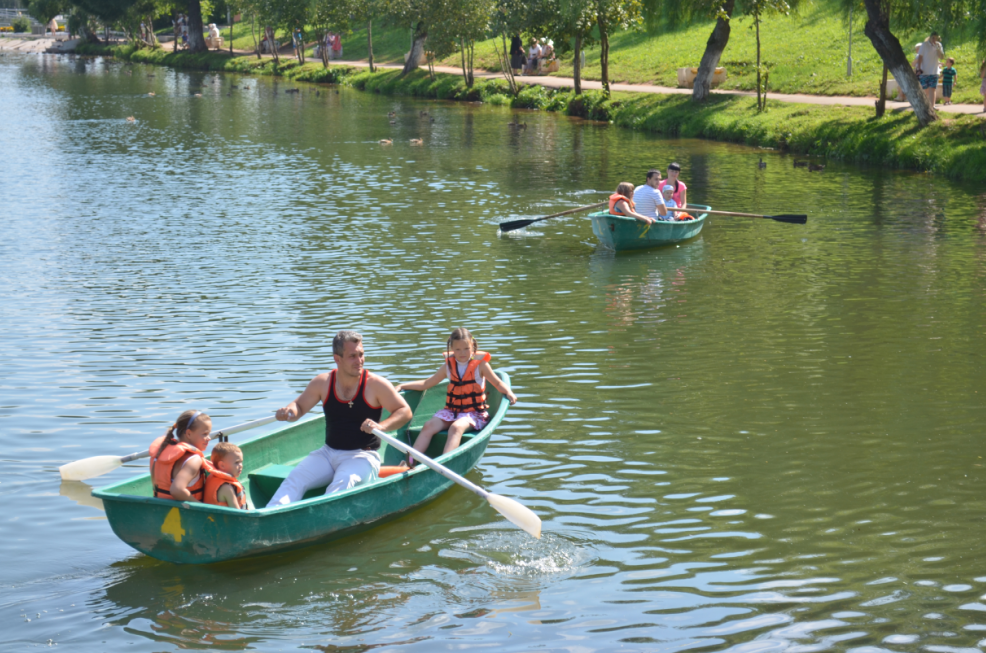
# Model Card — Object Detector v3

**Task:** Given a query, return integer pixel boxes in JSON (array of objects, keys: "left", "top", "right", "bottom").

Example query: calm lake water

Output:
[{"left": 3, "top": 52, "right": 986, "bottom": 653}]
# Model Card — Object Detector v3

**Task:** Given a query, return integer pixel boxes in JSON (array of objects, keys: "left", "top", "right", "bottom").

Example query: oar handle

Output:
[
  {"left": 114, "top": 415, "right": 280, "bottom": 466},
  {"left": 537, "top": 200, "right": 608, "bottom": 221},
  {"left": 371, "top": 428, "right": 489, "bottom": 500}
]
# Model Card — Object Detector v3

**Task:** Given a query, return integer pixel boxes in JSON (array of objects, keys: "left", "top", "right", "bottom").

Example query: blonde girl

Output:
[{"left": 397, "top": 328, "right": 517, "bottom": 464}]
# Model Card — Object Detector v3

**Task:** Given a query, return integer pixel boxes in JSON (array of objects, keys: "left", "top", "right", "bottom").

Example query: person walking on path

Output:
[
  {"left": 914, "top": 32, "right": 944, "bottom": 106},
  {"left": 265, "top": 330, "right": 412, "bottom": 507},
  {"left": 940, "top": 58, "right": 957, "bottom": 106}
]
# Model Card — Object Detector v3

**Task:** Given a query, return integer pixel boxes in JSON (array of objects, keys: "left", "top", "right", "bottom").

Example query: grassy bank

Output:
[
  {"left": 74, "top": 43, "right": 986, "bottom": 183},
  {"left": 198, "top": 0, "right": 985, "bottom": 104}
]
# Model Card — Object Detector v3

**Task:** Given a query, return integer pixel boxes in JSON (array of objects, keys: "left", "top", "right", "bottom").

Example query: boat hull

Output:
[
  {"left": 94, "top": 373, "right": 510, "bottom": 564},
  {"left": 589, "top": 206, "right": 709, "bottom": 251}
]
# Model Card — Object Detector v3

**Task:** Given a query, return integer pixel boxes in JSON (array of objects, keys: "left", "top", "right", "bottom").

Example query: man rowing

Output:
[
  {"left": 266, "top": 330, "right": 412, "bottom": 507},
  {"left": 633, "top": 169, "right": 671, "bottom": 221}
]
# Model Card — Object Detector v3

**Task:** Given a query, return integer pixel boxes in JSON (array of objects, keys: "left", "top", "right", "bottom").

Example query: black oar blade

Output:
[
  {"left": 769, "top": 214, "right": 808, "bottom": 224},
  {"left": 498, "top": 219, "right": 537, "bottom": 233}
]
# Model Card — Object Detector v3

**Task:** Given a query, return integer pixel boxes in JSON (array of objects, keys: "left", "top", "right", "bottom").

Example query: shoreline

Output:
[{"left": 47, "top": 44, "right": 986, "bottom": 183}]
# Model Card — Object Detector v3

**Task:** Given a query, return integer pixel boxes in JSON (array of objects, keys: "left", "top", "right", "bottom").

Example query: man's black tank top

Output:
[{"left": 323, "top": 370, "right": 382, "bottom": 450}]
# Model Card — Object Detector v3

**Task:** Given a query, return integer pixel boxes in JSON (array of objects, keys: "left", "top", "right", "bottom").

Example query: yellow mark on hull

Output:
[{"left": 161, "top": 507, "right": 186, "bottom": 542}]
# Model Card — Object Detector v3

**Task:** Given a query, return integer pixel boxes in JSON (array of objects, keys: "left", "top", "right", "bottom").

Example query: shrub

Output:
[{"left": 11, "top": 16, "right": 31, "bottom": 33}]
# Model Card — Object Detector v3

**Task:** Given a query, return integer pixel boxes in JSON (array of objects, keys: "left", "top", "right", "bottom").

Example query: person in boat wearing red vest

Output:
[
  {"left": 149, "top": 409, "right": 214, "bottom": 503},
  {"left": 397, "top": 328, "right": 518, "bottom": 466},
  {"left": 266, "top": 330, "right": 412, "bottom": 507},
  {"left": 204, "top": 442, "right": 247, "bottom": 509},
  {"left": 609, "top": 182, "right": 657, "bottom": 224}
]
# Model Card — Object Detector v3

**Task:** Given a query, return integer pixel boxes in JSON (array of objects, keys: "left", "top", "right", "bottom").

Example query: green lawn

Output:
[{"left": 162, "top": 0, "right": 985, "bottom": 105}]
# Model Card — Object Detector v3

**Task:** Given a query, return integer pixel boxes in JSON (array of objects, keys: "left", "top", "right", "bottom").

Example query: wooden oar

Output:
[
  {"left": 58, "top": 415, "right": 278, "bottom": 481},
  {"left": 371, "top": 428, "right": 542, "bottom": 539},
  {"left": 498, "top": 201, "right": 608, "bottom": 233},
  {"left": 670, "top": 208, "right": 807, "bottom": 224}
]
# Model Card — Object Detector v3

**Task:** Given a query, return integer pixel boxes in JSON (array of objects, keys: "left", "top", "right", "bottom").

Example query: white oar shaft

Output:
[
  {"left": 371, "top": 428, "right": 490, "bottom": 500},
  {"left": 116, "top": 415, "right": 279, "bottom": 464}
]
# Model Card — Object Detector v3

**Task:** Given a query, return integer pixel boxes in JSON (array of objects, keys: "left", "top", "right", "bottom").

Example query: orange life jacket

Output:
[
  {"left": 203, "top": 468, "right": 246, "bottom": 508},
  {"left": 445, "top": 351, "right": 490, "bottom": 413},
  {"left": 608, "top": 194, "right": 635, "bottom": 216},
  {"left": 676, "top": 212, "right": 695, "bottom": 221},
  {"left": 149, "top": 436, "right": 209, "bottom": 501}
]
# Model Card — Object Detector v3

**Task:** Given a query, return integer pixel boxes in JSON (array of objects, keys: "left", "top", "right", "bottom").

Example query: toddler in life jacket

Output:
[
  {"left": 397, "top": 328, "right": 518, "bottom": 466},
  {"left": 149, "top": 410, "right": 213, "bottom": 502},
  {"left": 205, "top": 442, "right": 247, "bottom": 509},
  {"left": 662, "top": 184, "right": 694, "bottom": 221}
]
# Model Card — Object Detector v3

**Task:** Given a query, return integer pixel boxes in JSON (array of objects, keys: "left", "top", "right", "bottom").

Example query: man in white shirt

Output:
[
  {"left": 633, "top": 170, "right": 671, "bottom": 221},
  {"left": 914, "top": 32, "right": 944, "bottom": 106}
]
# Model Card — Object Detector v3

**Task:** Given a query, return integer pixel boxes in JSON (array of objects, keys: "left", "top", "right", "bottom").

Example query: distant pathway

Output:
[{"left": 335, "top": 59, "right": 985, "bottom": 116}]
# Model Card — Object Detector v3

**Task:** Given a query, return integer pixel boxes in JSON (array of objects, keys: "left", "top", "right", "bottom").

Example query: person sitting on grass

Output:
[
  {"left": 609, "top": 182, "right": 656, "bottom": 224},
  {"left": 396, "top": 328, "right": 517, "bottom": 467},
  {"left": 204, "top": 442, "right": 247, "bottom": 509}
]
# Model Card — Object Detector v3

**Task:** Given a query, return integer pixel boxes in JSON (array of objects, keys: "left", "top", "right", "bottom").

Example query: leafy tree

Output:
[
  {"left": 852, "top": 0, "right": 974, "bottom": 126},
  {"left": 426, "top": 0, "right": 492, "bottom": 86},
  {"left": 310, "top": 0, "right": 363, "bottom": 67},
  {"left": 28, "top": 0, "right": 71, "bottom": 28},
  {"left": 592, "top": 0, "right": 642, "bottom": 95},
  {"left": 747, "top": 0, "right": 791, "bottom": 112}
]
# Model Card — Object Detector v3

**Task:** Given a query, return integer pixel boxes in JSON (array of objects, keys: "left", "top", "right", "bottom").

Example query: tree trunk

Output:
[
  {"left": 876, "top": 62, "right": 888, "bottom": 117},
  {"left": 229, "top": 18, "right": 233, "bottom": 54},
  {"left": 402, "top": 22, "right": 427, "bottom": 76},
  {"left": 574, "top": 31, "right": 582, "bottom": 95},
  {"left": 460, "top": 36, "right": 468, "bottom": 84},
  {"left": 598, "top": 14, "right": 610, "bottom": 95},
  {"left": 467, "top": 41, "right": 474, "bottom": 87},
  {"left": 146, "top": 15, "right": 157, "bottom": 46},
  {"left": 368, "top": 20, "right": 374, "bottom": 72},
  {"left": 265, "top": 26, "right": 279, "bottom": 64},
  {"left": 693, "top": 0, "right": 735, "bottom": 102},
  {"left": 494, "top": 32, "right": 519, "bottom": 96},
  {"left": 861, "top": 0, "right": 935, "bottom": 126},
  {"left": 173, "top": 13, "right": 178, "bottom": 52},
  {"left": 251, "top": 15, "right": 260, "bottom": 59},
  {"left": 755, "top": 11, "right": 761, "bottom": 111},
  {"left": 186, "top": 0, "right": 207, "bottom": 53},
  {"left": 320, "top": 32, "right": 329, "bottom": 68}
]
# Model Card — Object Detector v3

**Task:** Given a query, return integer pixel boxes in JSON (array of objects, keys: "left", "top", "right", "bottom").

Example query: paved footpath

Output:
[{"left": 336, "top": 59, "right": 985, "bottom": 116}]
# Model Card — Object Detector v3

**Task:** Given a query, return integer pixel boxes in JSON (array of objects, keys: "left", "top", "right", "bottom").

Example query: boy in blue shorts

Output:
[{"left": 941, "top": 58, "right": 957, "bottom": 106}]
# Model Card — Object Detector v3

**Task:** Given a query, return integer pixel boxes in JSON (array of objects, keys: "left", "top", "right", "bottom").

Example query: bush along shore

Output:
[{"left": 75, "top": 44, "right": 986, "bottom": 184}]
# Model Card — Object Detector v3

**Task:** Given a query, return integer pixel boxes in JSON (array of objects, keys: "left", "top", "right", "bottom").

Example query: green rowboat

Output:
[
  {"left": 589, "top": 205, "right": 710, "bottom": 251},
  {"left": 93, "top": 372, "right": 511, "bottom": 565}
]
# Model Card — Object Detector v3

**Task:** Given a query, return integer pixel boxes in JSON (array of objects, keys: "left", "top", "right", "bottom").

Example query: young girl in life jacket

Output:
[
  {"left": 609, "top": 182, "right": 656, "bottom": 224},
  {"left": 204, "top": 442, "right": 247, "bottom": 509},
  {"left": 397, "top": 328, "right": 518, "bottom": 464},
  {"left": 148, "top": 410, "right": 213, "bottom": 502}
]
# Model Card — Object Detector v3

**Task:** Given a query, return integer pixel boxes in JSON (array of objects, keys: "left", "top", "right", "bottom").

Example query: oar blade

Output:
[
  {"left": 770, "top": 214, "right": 808, "bottom": 224},
  {"left": 498, "top": 219, "right": 536, "bottom": 233},
  {"left": 59, "top": 455, "right": 124, "bottom": 481},
  {"left": 487, "top": 493, "right": 542, "bottom": 539}
]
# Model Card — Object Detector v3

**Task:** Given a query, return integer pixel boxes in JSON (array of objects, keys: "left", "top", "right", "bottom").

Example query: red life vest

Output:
[
  {"left": 608, "top": 194, "right": 635, "bottom": 216},
  {"left": 445, "top": 351, "right": 490, "bottom": 413},
  {"left": 149, "top": 436, "right": 210, "bottom": 501},
  {"left": 204, "top": 468, "right": 246, "bottom": 508}
]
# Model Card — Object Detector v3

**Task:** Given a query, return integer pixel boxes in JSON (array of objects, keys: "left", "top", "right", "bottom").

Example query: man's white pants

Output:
[{"left": 266, "top": 445, "right": 381, "bottom": 507}]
